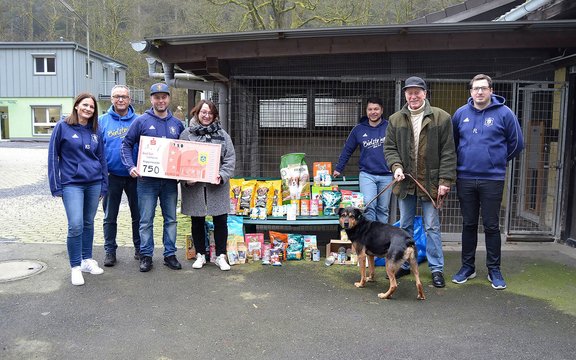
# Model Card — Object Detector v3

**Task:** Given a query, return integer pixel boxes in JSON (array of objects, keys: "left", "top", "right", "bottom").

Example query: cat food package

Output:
[
  {"left": 311, "top": 185, "right": 334, "bottom": 215},
  {"left": 238, "top": 179, "right": 257, "bottom": 215},
  {"left": 351, "top": 191, "right": 365, "bottom": 209},
  {"left": 303, "top": 234, "right": 317, "bottom": 251},
  {"left": 280, "top": 153, "right": 310, "bottom": 204},
  {"left": 245, "top": 233, "right": 265, "bottom": 259},
  {"left": 229, "top": 178, "right": 244, "bottom": 214},
  {"left": 340, "top": 189, "right": 354, "bottom": 208},
  {"left": 286, "top": 233, "right": 304, "bottom": 260},
  {"left": 313, "top": 162, "right": 332, "bottom": 186},
  {"left": 322, "top": 190, "right": 342, "bottom": 216},
  {"left": 270, "top": 180, "right": 283, "bottom": 213},
  {"left": 254, "top": 181, "right": 274, "bottom": 215},
  {"left": 269, "top": 231, "right": 288, "bottom": 261},
  {"left": 237, "top": 242, "right": 247, "bottom": 264}
]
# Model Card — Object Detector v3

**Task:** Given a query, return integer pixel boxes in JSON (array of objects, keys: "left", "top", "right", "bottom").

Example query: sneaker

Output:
[
  {"left": 452, "top": 266, "right": 476, "bottom": 284},
  {"left": 487, "top": 268, "right": 507, "bottom": 290},
  {"left": 71, "top": 266, "right": 84, "bottom": 286},
  {"left": 215, "top": 254, "right": 231, "bottom": 271},
  {"left": 104, "top": 253, "right": 116, "bottom": 267},
  {"left": 80, "top": 259, "right": 104, "bottom": 275},
  {"left": 134, "top": 249, "right": 141, "bottom": 261},
  {"left": 192, "top": 254, "right": 206, "bottom": 269}
]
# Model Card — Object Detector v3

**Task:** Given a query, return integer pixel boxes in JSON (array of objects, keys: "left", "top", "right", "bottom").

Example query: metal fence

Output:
[{"left": 224, "top": 57, "right": 566, "bottom": 241}]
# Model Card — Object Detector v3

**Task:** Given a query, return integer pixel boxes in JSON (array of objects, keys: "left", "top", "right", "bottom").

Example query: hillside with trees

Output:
[{"left": 0, "top": 0, "right": 461, "bottom": 91}]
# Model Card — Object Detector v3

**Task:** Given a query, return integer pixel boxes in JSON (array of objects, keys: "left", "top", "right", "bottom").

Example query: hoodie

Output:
[
  {"left": 48, "top": 120, "right": 108, "bottom": 197},
  {"left": 335, "top": 116, "right": 392, "bottom": 176},
  {"left": 98, "top": 104, "right": 138, "bottom": 177},
  {"left": 452, "top": 94, "right": 524, "bottom": 181},
  {"left": 120, "top": 107, "right": 185, "bottom": 173}
]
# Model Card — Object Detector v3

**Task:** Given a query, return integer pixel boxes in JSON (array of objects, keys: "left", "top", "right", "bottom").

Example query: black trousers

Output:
[
  {"left": 456, "top": 179, "right": 504, "bottom": 270},
  {"left": 191, "top": 213, "right": 228, "bottom": 257}
]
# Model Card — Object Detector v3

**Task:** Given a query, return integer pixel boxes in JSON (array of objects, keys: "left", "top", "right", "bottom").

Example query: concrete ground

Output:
[{"left": 1, "top": 141, "right": 575, "bottom": 360}]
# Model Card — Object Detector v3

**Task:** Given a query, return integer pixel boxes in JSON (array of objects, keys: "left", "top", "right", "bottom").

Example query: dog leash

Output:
[
  {"left": 363, "top": 178, "right": 398, "bottom": 209},
  {"left": 405, "top": 173, "right": 445, "bottom": 209},
  {"left": 362, "top": 174, "right": 445, "bottom": 210}
]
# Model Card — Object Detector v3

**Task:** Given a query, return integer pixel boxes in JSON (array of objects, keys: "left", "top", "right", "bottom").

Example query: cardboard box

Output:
[{"left": 325, "top": 239, "right": 352, "bottom": 257}]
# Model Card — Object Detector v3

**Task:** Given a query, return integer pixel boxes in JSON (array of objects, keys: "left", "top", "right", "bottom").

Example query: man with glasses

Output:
[
  {"left": 451, "top": 74, "right": 524, "bottom": 290},
  {"left": 121, "top": 83, "right": 185, "bottom": 272},
  {"left": 98, "top": 85, "right": 141, "bottom": 266}
]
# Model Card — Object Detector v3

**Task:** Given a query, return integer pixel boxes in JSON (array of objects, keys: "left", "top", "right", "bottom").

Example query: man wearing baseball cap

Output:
[
  {"left": 121, "top": 82, "right": 185, "bottom": 272},
  {"left": 384, "top": 76, "right": 456, "bottom": 288}
]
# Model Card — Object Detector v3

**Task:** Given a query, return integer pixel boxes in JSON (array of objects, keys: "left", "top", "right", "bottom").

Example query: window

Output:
[
  {"left": 33, "top": 56, "right": 56, "bottom": 75},
  {"left": 85, "top": 59, "right": 93, "bottom": 78},
  {"left": 259, "top": 98, "right": 307, "bottom": 128},
  {"left": 314, "top": 98, "right": 362, "bottom": 127},
  {"left": 32, "top": 106, "right": 61, "bottom": 135}
]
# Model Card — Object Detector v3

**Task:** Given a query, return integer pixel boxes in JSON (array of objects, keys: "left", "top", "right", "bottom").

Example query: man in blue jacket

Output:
[
  {"left": 99, "top": 85, "right": 140, "bottom": 267},
  {"left": 333, "top": 97, "right": 393, "bottom": 224},
  {"left": 121, "top": 83, "right": 185, "bottom": 272},
  {"left": 451, "top": 74, "right": 524, "bottom": 290}
]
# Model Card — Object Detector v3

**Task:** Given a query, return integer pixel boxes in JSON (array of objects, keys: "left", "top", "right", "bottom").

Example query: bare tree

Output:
[{"left": 205, "top": 0, "right": 372, "bottom": 30}]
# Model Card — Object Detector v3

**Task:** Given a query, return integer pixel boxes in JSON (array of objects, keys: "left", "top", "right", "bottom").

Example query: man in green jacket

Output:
[{"left": 384, "top": 76, "right": 456, "bottom": 288}]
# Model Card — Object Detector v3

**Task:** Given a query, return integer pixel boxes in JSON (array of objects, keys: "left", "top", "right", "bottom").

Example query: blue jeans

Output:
[
  {"left": 399, "top": 194, "right": 444, "bottom": 273},
  {"left": 359, "top": 171, "right": 393, "bottom": 223},
  {"left": 61, "top": 182, "right": 101, "bottom": 267},
  {"left": 102, "top": 174, "right": 140, "bottom": 254},
  {"left": 137, "top": 177, "right": 178, "bottom": 258},
  {"left": 457, "top": 179, "right": 504, "bottom": 271}
]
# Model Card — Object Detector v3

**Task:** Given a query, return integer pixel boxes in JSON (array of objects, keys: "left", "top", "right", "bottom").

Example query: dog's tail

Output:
[
  {"left": 387, "top": 241, "right": 409, "bottom": 263},
  {"left": 402, "top": 246, "right": 416, "bottom": 263}
]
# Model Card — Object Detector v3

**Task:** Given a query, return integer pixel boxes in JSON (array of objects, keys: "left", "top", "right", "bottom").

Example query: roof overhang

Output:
[{"left": 134, "top": 20, "right": 576, "bottom": 81}]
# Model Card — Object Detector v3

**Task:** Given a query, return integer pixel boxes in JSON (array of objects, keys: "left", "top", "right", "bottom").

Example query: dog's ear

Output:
[
  {"left": 354, "top": 208, "right": 363, "bottom": 219},
  {"left": 338, "top": 207, "right": 345, "bottom": 216}
]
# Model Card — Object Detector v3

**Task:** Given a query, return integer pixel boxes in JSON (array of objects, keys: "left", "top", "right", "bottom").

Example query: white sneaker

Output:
[
  {"left": 80, "top": 259, "right": 104, "bottom": 275},
  {"left": 192, "top": 254, "right": 206, "bottom": 269},
  {"left": 215, "top": 254, "right": 230, "bottom": 271},
  {"left": 71, "top": 266, "right": 84, "bottom": 286}
]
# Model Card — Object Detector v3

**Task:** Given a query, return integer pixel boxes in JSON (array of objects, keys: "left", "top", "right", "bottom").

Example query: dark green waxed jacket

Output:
[{"left": 384, "top": 99, "right": 456, "bottom": 200}]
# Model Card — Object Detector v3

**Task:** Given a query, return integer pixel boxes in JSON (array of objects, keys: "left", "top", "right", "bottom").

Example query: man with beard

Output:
[{"left": 121, "top": 83, "right": 185, "bottom": 272}]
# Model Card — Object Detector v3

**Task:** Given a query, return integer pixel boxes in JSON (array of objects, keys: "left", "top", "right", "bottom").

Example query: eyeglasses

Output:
[
  {"left": 471, "top": 86, "right": 490, "bottom": 93},
  {"left": 199, "top": 111, "right": 213, "bottom": 116},
  {"left": 112, "top": 95, "right": 130, "bottom": 100}
]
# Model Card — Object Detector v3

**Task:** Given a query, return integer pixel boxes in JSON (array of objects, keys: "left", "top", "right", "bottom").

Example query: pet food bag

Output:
[
  {"left": 229, "top": 178, "right": 244, "bottom": 214},
  {"left": 280, "top": 153, "right": 310, "bottom": 204},
  {"left": 226, "top": 215, "right": 245, "bottom": 265},
  {"left": 375, "top": 216, "right": 427, "bottom": 266},
  {"left": 313, "top": 162, "right": 332, "bottom": 186}
]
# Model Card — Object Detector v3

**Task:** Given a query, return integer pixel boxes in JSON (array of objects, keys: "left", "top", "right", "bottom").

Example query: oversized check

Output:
[{"left": 137, "top": 136, "right": 221, "bottom": 184}]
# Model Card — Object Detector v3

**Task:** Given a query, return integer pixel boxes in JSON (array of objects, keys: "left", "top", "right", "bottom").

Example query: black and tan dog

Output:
[{"left": 338, "top": 206, "right": 425, "bottom": 300}]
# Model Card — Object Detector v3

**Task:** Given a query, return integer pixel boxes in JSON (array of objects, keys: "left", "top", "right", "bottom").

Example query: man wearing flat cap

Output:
[
  {"left": 384, "top": 76, "right": 456, "bottom": 288},
  {"left": 121, "top": 82, "right": 185, "bottom": 273}
]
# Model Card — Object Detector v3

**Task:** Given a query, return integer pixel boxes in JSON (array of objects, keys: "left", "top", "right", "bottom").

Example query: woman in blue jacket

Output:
[{"left": 48, "top": 93, "right": 108, "bottom": 286}]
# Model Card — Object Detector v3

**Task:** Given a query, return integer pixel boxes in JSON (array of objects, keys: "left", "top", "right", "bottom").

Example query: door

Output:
[
  {"left": 506, "top": 84, "right": 567, "bottom": 239},
  {"left": 0, "top": 107, "right": 9, "bottom": 139}
]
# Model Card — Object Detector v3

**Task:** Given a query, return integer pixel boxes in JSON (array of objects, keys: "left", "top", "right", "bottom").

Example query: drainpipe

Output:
[
  {"left": 160, "top": 62, "right": 229, "bottom": 130},
  {"left": 133, "top": 41, "right": 229, "bottom": 129},
  {"left": 494, "top": 0, "right": 553, "bottom": 21}
]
